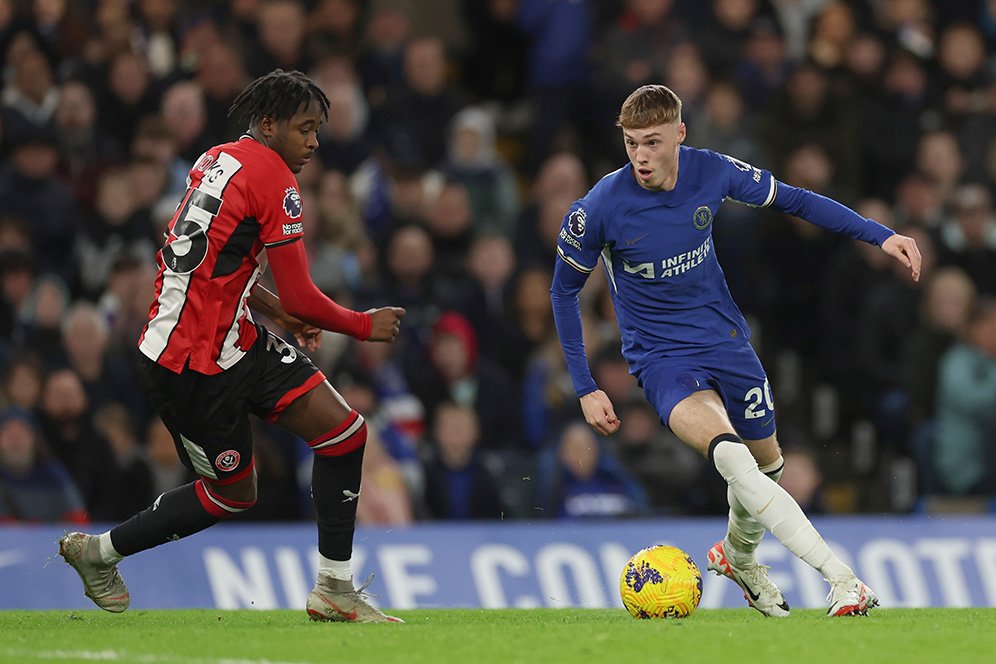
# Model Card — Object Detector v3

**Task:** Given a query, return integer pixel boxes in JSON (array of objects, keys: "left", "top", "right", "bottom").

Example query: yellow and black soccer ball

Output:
[{"left": 620, "top": 544, "right": 703, "bottom": 619}]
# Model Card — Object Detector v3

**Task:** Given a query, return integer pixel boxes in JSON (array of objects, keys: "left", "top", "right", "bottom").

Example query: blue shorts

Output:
[{"left": 633, "top": 342, "right": 776, "bottom": 441}]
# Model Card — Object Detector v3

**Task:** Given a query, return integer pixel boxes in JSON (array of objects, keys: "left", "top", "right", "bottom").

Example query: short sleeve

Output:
[
  {"left": 715, "top": 152, "right": 778, "bottom": 209},
  {"left": 258, "top": 173, "right": 306, "bottom": 247},
  {"left": 556, "top": 201, "right": 603, "bottom": 274}
]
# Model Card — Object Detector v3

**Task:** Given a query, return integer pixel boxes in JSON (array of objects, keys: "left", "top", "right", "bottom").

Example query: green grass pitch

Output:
[{"left": 1, "top": 608, "right": 994, "bottom": 664}]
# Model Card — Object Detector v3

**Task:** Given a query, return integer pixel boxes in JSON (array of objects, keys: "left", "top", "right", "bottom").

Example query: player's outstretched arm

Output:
[
  {"left": 881, "top": 233, "right": 923, "bottom": 282},
  {"left": 580, "top": 390, "right": 621, "bottom": 436}
]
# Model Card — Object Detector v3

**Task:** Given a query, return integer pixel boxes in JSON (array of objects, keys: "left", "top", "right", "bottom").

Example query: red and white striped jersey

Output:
[{"left": 139, "top": 137, "right": 305, "bottom": 374}]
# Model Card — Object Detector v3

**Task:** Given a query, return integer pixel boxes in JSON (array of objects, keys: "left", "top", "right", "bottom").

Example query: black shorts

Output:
[{"left": 137, "top": 323, "right": 325, "bottom": 485}]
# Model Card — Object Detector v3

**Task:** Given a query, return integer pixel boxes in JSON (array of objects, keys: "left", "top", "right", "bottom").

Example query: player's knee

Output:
[
  {"left": 223, "top": 478, "right": 257, "bottom": 505},
  {"left": 308, "top": 411, "right": 367, "bottom": 457},
  {"left": 195, "top": 477, "right": 256, "bottom": 519},
  {"left": 709, "top": 434, "right": 757, "bottom": 482}
]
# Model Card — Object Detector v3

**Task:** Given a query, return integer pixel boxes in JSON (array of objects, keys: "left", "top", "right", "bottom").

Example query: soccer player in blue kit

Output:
[{"left": 551, "top": 85, "right": 922, "bottom": 617}]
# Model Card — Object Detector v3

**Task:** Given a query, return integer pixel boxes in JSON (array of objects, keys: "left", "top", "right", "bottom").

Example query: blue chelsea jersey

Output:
[{"left": 556, "top": 147, "right": 776, "bottom": 365}]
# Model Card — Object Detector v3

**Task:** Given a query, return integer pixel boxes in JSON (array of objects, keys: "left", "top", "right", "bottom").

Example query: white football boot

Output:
[
  {"left": 826, "top": 576, "right": 879, "bottom": 616},
  {"left": 708, "top": 540, "right": 790, "bottom": 618},
  {"left": 307, "top": 574, "right": 403, "bottom": 623}
]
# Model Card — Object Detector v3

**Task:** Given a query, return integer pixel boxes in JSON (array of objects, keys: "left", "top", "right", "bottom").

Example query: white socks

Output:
[
  {"left": 725, "top": 456, "right": 783, "bottom": 563},
  {"left": 712, "top": 438, "right": 852, "bottom": 581},
  {"left": 98, "top": 532, "right": 123, "bottom": 564},
  {"left": 319, "top": 554, "right": 352, "bottom": 581}
]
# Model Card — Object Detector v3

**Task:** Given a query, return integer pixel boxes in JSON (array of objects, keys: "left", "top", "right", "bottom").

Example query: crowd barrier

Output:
[{"left": 2, "top": 516, "right": 995, "bottom": 610}]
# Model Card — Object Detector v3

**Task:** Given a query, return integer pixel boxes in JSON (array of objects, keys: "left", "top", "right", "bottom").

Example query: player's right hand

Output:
[
  {"left": 580, "top": 390, "right": 621, "bottom": 436},
  {"left": 365, "top": 306, "right": 406, "bottom": 342}
]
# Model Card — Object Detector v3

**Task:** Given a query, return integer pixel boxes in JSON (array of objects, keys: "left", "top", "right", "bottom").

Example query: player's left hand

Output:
[{"left": 881, "top": 233, "right": 922, "bottom": 282}]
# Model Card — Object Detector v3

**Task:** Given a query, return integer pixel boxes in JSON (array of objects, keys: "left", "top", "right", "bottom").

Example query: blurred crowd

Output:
[{"left": 1, "top": 0, "right": 996, "bottom": 526}]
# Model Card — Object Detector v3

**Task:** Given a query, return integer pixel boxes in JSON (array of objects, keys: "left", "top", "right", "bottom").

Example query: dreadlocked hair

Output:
[{"left": 228, "top": 69, "right": 330, "bottom": 129}]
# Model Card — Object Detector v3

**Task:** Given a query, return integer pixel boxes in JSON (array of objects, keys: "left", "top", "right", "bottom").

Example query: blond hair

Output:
[{"left": 616, "top": 85, "right": 682, "bottom": 129}]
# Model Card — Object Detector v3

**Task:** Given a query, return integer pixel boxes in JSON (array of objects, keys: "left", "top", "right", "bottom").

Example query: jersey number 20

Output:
[{"left": 744, "top": 379, "right": 774, "bottom": 420}]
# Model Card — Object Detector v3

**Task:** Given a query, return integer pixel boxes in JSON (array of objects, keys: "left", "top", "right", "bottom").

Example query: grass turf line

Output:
[{"left": 1, "top": 608, "right": 994, "bottom": 664}]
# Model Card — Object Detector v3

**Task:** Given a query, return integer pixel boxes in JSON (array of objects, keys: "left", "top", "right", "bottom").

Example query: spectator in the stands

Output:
[
  {"left": 933, "top": 299, "right": 996, "bottom": 494},
  {"left": 0, "top": 127, "right": 80, "bottom": 286},
  {"left": 935, "top": 183, "right": 996, "bottom": 296},
  {"left": 407, "top": 311, "right": 521, "bottom": 451},
  {"left": 538, "top": 421, "right": 650, "bottom": 519},
  {"left": 421, "top": 401, "right": 506, "bottom": 520},
  {"left": 0, "top": 406, "right": 87, "bottom": 523}
]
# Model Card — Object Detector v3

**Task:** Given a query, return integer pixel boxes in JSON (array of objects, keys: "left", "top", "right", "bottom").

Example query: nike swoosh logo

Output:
[
  {"left": 756, "top": 496, "right": 775, "bottom": 515},
  {"left": 744, "top": 584, "right": 761, "bottom": 602},
  {"left": 625, "top": 233, "right": 649, "bottom": 246},
  {"left": 317, "top": 595, "right": 358, "bottom": 621},
  {"left": 761, "top": 415, "right": 775, "bottom": 428}
]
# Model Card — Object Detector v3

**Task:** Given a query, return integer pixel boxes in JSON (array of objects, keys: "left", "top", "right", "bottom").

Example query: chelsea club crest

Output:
[{"left": 692, "top": 206, "right": 713, "bottom": 230}]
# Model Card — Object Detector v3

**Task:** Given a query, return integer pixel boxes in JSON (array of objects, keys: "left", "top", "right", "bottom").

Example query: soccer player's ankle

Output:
[
  {"left": 318, "top": 554, "right": 352, "bottom": 581},
  {"left": 826, "top": 570, "right": 856, "bottom": 584},
  {"left": 99, "top": 532, "right": 124, "bottom": 565},
  {"left": 723, "top": 537, "right": 754, "bottom": 565},
  {"left": 820, "top": 560, "right": 854, "bottom": 583}
]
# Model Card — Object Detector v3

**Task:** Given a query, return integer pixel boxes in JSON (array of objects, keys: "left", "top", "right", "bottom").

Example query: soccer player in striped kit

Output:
[{"left": 60, "top": 70, "right": 405, "bottom": 623}]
